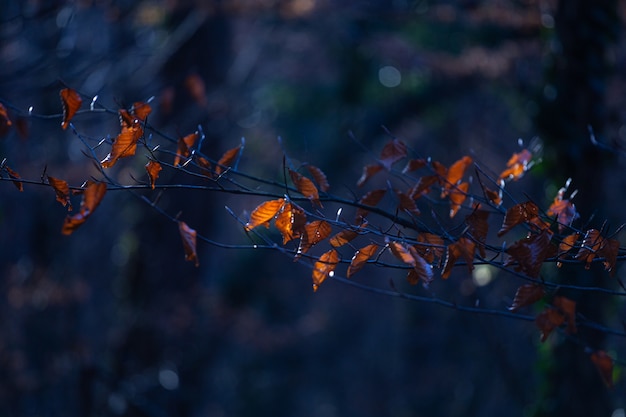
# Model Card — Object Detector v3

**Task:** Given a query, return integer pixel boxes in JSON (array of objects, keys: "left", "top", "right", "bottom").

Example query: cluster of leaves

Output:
[{"left": 0, "top": 88, "right": 622, "bottom": 388}]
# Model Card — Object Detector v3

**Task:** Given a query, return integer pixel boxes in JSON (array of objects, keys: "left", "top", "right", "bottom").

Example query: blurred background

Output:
[{"left": 1, "top": 1, "right": 626, "bottom": 416}]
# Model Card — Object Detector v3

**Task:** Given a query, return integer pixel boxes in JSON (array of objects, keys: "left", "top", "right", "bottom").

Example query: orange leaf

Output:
[
  {"left": 60, "top": 88, "right": 82, "bottom": 130},
  {"left": 297, "top": 220, "right": 332, "bottom": 256},
  {"left": 448, "top": 181, "right": 469, "bottom": 218},
  {"left": 508, "top": 284, "right": 545, "bottom": 311},
  {"left": 195, "top": 155, "right": 213, "bottom": 177},
  {"left": 575, "top": 229, "right": 604, "bottom": 269},
  {"left": 178, "top": 221, "right": 199, "bottom": 267},
  {"left": 379, "top": 139, "right": 407, "bottom": 170},
  {"left": 413, "top": 233, "right": 445, "bottom": 265},
  {"left": 347, "top": 243, "right": 379, "bottom": 277},
  {"left": 355, "top": 189, "right": 386, "bottom": 222},
  {"left": 547, "top": 190, "right": 579, "bottom": 232},
  {"left": 499, "top": 148, "right": 532, "bottom": 181},
  {"left": 505, "top": 229, "right": 554, "bottom": 278},
  {"left": 101, "top": 126, "right": 143, "bottom": 168},
  {"left": 465, "top": 207, "right": 489, "bottom": 258},
  {"left": 442, "top": 237, "right": 475, "bottom": 279},
  {"left": 61, "top": 181, "right": 106, "bottom": 235},
  {"left": 145, "top": 160, "right": 162, "bottom": 190},
  {"left": 535, "top": 307, "right": 565, "bottom": 342},
  {"left": 408, "top": 246, "right": 434, "bottom": 286},
  {"left": 289, "top": 169, "right": 321, "bottom": 207},
  {"left": 312, "top": 249, "right": 339, "bottom": 292},
  {"left": 553, "top": 296, "right": 576, "bottom": 334},
  {"left": 389, "top": 241, "right": 416, "bottom": 266},
  {"left": 497, "top": 201, "right": 540, "bottom": 237},
  {"left": 118, "top": 109, "right": 135, "bottom": 128},
  {"left": 356, "top": 163, "right": 384, "bottom": 187},
  {"left": 557, "top": 232, "right": 580, "bottom": 267},
  {"left": 590, "top": 350, "right": 614, "bottom": 388},
  {"left": 483, "top": 185, "right": 503, "bottom": 207},
  {"left": 442, "top": 156, "right": 472, "bottom": 198},
  {"left": 215, "top": 145, "right": 242, "bottom": 176},
  {"left": 402, "top": 158, "right": 427, "bottom": 173},
  {"left": 245, "top": 198, "right": 285, "bottom": 231},
  {"left": 395, "top": 189, "right": 420, "bottom": 215},
  {"left": 131, "top": 101, "right": 152, "bottom": 122},
  {"left": 4, "top": 165, "right": 23, "bottom": 192},
  {"left": 305, "top": 164, "right": 330, "bottom": 192},
  {"left": 47, "top": 176, "right": 72, "bottom": 210},
  {"left": 174, "top": 131, "right": 199, "bottom": 167},
  {"left": 275, "top": 202, "right": 306, "bottom": 244},
  {"left": 330, "top": 228, "right": 359, "bottom": 248},
  {"left": 599, "top": 238, "right": 620, "bottom": 276}
]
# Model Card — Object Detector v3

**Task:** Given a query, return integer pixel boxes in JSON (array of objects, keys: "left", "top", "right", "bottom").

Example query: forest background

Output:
[{"left": 1, "top": 1, "right": 626, "bottom": 416}]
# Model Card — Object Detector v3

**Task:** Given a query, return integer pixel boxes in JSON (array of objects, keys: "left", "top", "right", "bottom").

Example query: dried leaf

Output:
[
  {"left": 575, "top": 229, "right": 604, "bottom": 269},
  {"left": 131, "top": 101, "right": 152, "bottom": 121},
  {"left": 402, "top": 158, "right": 427, "bottom": 173},
  {"left": 356, "top": 163, "right": 384, "bottom": 187},
  {"left": 355, "top": 189, "right": 386, "bottom": 222},
  {"left": 408, "top": 175, "right": 438, "bottom": 199},
  {"left": 497, "top": 201, "right": 540, "bottom": 237},
  {"left": 179, "top": 221, "right": 199, "bottom": 267},
  {"left": 590, "top": 350, "right": 614, "bottom": 388},
  {"left": 547, "top": 193, "right": 579, "bottom": 233},
  {"left": 408, "top": 246, "right": 434, "bottom": 286},
  {"left": 289, "top": 169, "right": 321, "bottom": 207},
  {"left": 442, "top": 156, "right": 472, "bottom": 197},
  {"left": 448, "top": 181, "right": 469, "bottom": 218},
  {"left": 379, "top": 139, "right": 407, "bottom": 170},
  {"left": 297, "top": 220, "right": 332, "bottom": 256},
  {"left": 484, "top": 185, "right": 503, "bottom": 207},
  {"left": 395, "top": 189, "right": 420, "bottom": 215},
  {"left": 413, "top": 233, "right": 445, "bottom": 265},
  {"left": 431, "top": 160, "right": 448, "bottom": 185},
  {"left": 508, "top": 284, "right": 545, "bottom": 311},
  {"left": 215, "top": 145, "right": 242, "bottom": 175},
  {"left": 442, "top": 237, "right": 476, "bottom": 279},
  {"left": 330, "top": 228, "right": 359, "bottom": 248},
  {"left": 557, "top": 232, "right": 580, "bottom": 267},
  {"left": 0, "top": 103, "right": 12, "bottom": 133},
  {"left": 61, "top": 181, "right": 107, "bottom": 235},
  {"left": 499, "top": 148, "right": 532, "bottom": 181},
  {"left": 389, "top": 241, "right": 416, "bottom": 266},
  {"left": 275, "top": 202, "right": 307, "bottom": 244},
  {"left": 347, "top": 243, "right": 379, "bottom": 277},
  {"left": 465, "top": 207, "right": 489, "bottom": 258},
  {"left": 553, "top": 296, "right": 576, "bottom": 334},
  {"left": 60, "top": 88, "right": 82, "bottom": 129},
  {"left": 174, "top": 131, "right": 199, "bottom": 167},
  {"left": 312, "top": 249, "right": 339, "bottom": 292},
  {"left": 145, "top": 160, "right": 162, "bottom": 190},
  {"left": 599, "top": 238, "right": 620, "bottom": 276},
  {"left": 48, "top": 176, "right": 72, "bottom": 210},
  {"left": 4, "top": 165, "right": 23, "bottom": 191},
  {"left": 505, "top": 229, "right": 554, "bottom": 278},
  {"left": 185, "top": 73, "right": 208, "bottom": 107},
  {"left": 101, "top": 126, "right": 143, "bottom": 168},
  {"left": 535, "top": 307, "right": 565, "bottom": 342},
  {"left": 305, "top": 164, "right": 330, "bottom": 192},
  {"left": 245, "top": 198, "right": 285, "bottom": 231},
  {"left": 195, "top": 156, "right": 213, "bottom": 177}
]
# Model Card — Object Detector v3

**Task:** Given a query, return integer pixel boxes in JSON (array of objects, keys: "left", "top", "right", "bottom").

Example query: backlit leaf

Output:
[
  {"left": 465, "top": 206, "right": 489, "bottom": 258},
  {"left": 275, "top": 202, "right": 306, "bottom": 244},
  {"left": 245, "top": 198, "right": 285, "bottom": 231},
  {"left": 215, "top": 145, "right": 242, "bottom": 176},
  {"left": 60, "top": 88, "right": 82, "bottom": 130},
  {"left": 356, "top": 163, "right": 384, "bottom": 187},
  {"left": 442, "top": 156, "right": 472, "bottom": 198},
  {"left": 297, "top": 220, "right": 332, "bottom": 256},
  {"left": 395, "top": 189, "right": 420, "bottom": 216},
  {"left": 389, "top": 241, "right": 416, "bottom": 266},
  {"left": 599, "top": 238, "right": 619, "bottom": 276},
  {"left": 174, "top": 131, "right": 199, "bottom": 167},
  {"left": 442, "top": 237, "right": 476, "bottom": 279},
  {"left": 178, "top": 221, "right": 199, "bottom": 267},
  {"left": 505, "top": 229, "right": 554, "bottom": 278},
  {"left": 355, "top": 189, "right": 386, "bottom": 222},
  {"left": 312, "top": 249, "right": 339, "bottom": 292},
  {"left": 448, "top": 181, "right": 469, "bottom": 218},
  {"left": 61, "top": 181, "right": 106, "bottom": 235},
  {"left": 4, "top": 165, "right": 23, "bottom": 191},
  {"left": 305, "top": 164, "right": 330, "bottom": 192},
  {"left": 195, "top": 155, "right": 213, "bottom": 177},
  {"left": 497, "top": 201, "right": 540, "bottom": 237},
  {"left": 145, "top": 160, "right": 162, "bottom": 190},
  {"left": 347, "top": 243, "right": 379, "bottom": 277},
  {"left": 407, "top": 246, "right": 434, "bottom": 286},
  {"left": 379, "top": 138, "right": 407, "bottom": 170},
  {"left": 499, "top": 148, "right": 532, "bottom": 181},
  {"left": 330, "top": 228, "right": 359, "bottom": 248},
  {"left": 289, "top": 169, "right": 321, "bottom": 207},
  {"left": 535, "top": 307, "right": 565, "bottom": 342},
  {"left": 413, "top": 233, "right": 445, "bottom": 265},
  {"left": 557, "top": 232, "right": 580, "bottom": 267},
  {"left": 48, "top": 176, "right": 72, "bottom": 210},
  {"left": 590, "top": 350, "right": 614, "bottom": 388},
  {"left": 575, "top": 229, "right": 604, "bottom": 269},
  {"left": 508, "top": 284, "right": 545, "bottom": 311},
  {"left": 553, "top": 296, "right": 576, "bottom": 334},
  {"left": 101, "top": 125, "right": 142, "bottom": 168},
  {"left": 547, "top": 191, "right": 579, "bottom": 233},
  {"left": 131, "top": 101, "right": 152, "bottom": 121}
]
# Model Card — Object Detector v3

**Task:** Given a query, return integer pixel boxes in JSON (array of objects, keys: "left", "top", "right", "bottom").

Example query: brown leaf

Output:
[
  {"left": 347, "top": 243, "right": 379, "bottom": 277},
  {"left": 575, "top": 229, "right": 604, "bottom": 269},
  {"left": 215, "top": 145, "right": 242, "bottom": 176},
  {"left": 355, "top": 189, "right": 386, "bottom": 222},
  {"left": 297, "top": 220, "right": 332, "bottom": 256},
  {"left": 60, "top": 88, "right": 82, "bottom": 130},
  {"left": 599, "top": 238, "right": 620, "bottom": 276},
  {"left": 395, "top": 189, "right": 420, "bottom": 216},
  {"left": 557, "top": 232, "right": 580, "bottom": 267},
  {"left": 547, "top": 193, "right": 579, "bottom": 233},
  {"left": 379, "top": 139, "right": 407, "bottom": 170},
  {"left": 4, "top": 165, "right": 23, "bottom": 191},
  {"left": 499, "top": 148, "right": 532, "bottom": 181},
  {"left": 402, "top": 158, "right": 427, "bottom": 173},
  {"left": 408, "top": 246, "right": 434, "bottom": 286},
  {"left": 131, "top": 101, "right": 152, "bottom": 121},
  {"left": 289, "top": 169, "right": 321, "bottom": 207},
  {"left": 61, "top": 181, "right": 107, "bottom": 235},
  {"left": 497, "top": 201, "right": 540, "bottom": 237},
  {"left": 145, "top": 160, "right": 162, "bottom": 190},
  {"left": 484, "top": 185, "right": 503, "bottom": 207},
  {"left": 590, "top": 350, "right": 614, "bottom": 388},
  {"left": 431, "top": 160, "right": 448, "bottom": 184},
  {"left": 389, "top": 241, "right": 416, "bottom": 266},
  {"left": 0, "top": 103, "right": 12, "bottom": 133},
  {"left": 442, "top": 237, "right": 476, "bottom": 279},
  {"left": 48, "top": 176, "right": 72, "bottom": 210},
  {"left": 505, "top": 229, "right": 554, "bottom": 278},
  {"left": 356, "top": 163, "right": 384, "bottom": 187},
  {"left": 178, "top": 221, "right": 199, "bottom": 267},
  {"left": 174, "top": 131, "right": 199, "bottom": 167},
  {"left": 413, "top": 233, "right": 445, "bottom": 265},
  {"left": 408, "top": 175, "right": 438, "bottom": 199},
  {"left": 101, "top": 126, "right": 143, "bottom": 168},
  {"left": 465, "top": 206, "right": 489, "bottom": 258},
  {"left": 245, "top": 198, "right": 285, "bottom": 231},
  {"left": 448, "top": 181, "right": 469, "bottom": 218},
  {"left": 535, "top": 307, "right": 565, "bottom": 342},
  {"left": 195, "top": 156, "right": 213, "bottom": 177},
  {"left": 330, "top": 228, "right": 359, "bottom": 248},
  {"left": 305, "top": 164, "right": 330, "bottom": 192},
  {"left": 275, "top": 202, "right": 306, "bottom": 244},
  {"left": 185, "top": 73, "right": 208, "bottom": 107},
  {"left": 508, "top": 284, "right": 545, "bottom": 311},
  {"left": 312, "top": 249, "right": 339, "bottom": 292},
  {"left": 442, "top": 156, "right": 472, "bottom": 198},
  {"left": 553, "top": 296, "right": 576, "bottom": 334}
]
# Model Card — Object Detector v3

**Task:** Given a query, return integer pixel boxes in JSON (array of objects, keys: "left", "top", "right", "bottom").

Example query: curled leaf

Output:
[
  {"left": 275, "top": 202, "right": 306, "bottom": 244},
  {"left": 347, "top": 243, "right": 379, "bottom": 277},
  {"left": 101, "top": 125, "right": 143, "bottom": 168},
  {"left": 497, "top": 201, "right": 539, "bottom": 237},
  {"left": 297, "top": 220, "right": 332, "bottom": 256},
  {"left": 60, "top": 88, "right": 82, "bottom": 129},
  {"left": 289, "top": 169, "right": 321, "bottom": 207},
  {"left": 179, "top": 221, "right": 199, "bottom": 267},
  {"left": 547, "top": 186, "right": 579, "bottom": 232},
  {"left": 508, "top": 284, "right": 545, "bottom": 311},
  {"left": 245, "top": 198, "right": 285, "bottom": 231},
  {"left": 312, "top": 249, "right": 339, "bottom": 292},
  {"left": 61, "top": 181, "right": 107, "bottom": 235},
  {"left": 48, "top": 176, "right": 72, "bottom": 210},
  {"left": 145, "top": 160, "right": 162, "bottom": 190}
]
